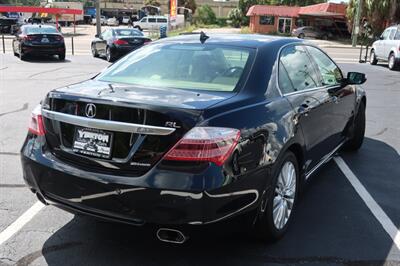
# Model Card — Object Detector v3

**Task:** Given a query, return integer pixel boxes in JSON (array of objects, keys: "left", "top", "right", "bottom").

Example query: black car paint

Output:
[
  {"left": 21, "top": 35, "right": 366, "bottom": 228},
  {"left": 12, "top": 25, "right": 65, "bottom": 58},
  {"left": 91, "top": 28, "right": 151, "bottom": 60}
]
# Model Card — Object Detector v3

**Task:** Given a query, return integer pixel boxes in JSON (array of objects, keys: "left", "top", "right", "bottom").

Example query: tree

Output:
[
  {"left": 144, "top": 0, "right": 161, "bottom": 7},
  {"left": 228, "top": 8, "right": 243, "bottom": 27},
  {"left": 178, "top": 0, "right": 197, "bottom": 14},
  {"left": 197, "top": 4, "right": 216, "bottom": 25}
]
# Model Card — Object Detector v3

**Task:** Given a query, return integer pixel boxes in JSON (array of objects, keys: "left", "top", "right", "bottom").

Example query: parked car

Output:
[
  {"left": 0, "top": 17, "right": 18, "bottom": 34},
  {"left": 292, "top": 26, "right": 332, "bottom": 40},
  {"left": 133, "top": 16, "right": 168, "bottom": 31},
  {"left": 370, "top": 25, "right": 400, "bottom": 70},
  {"left": 122, "top": 16, "right": 130, "bottom": 25},
  {"left": 91, "top": 28, "right": 151, "bottom": 62},
  {"left": 107, "top": 17, "right": 119, "bottom": 26},
  {"left": 91, "top": 16, "right": 107, "bottom": 25},
  {"left": 26, "top": 17, "right": 62, "bottom": 32},
  {"left": 12, "top": 24, "right": 65, "bottom": 61},
  {"left": 21, "top": 34, "right": 366, "bottom": 244}
]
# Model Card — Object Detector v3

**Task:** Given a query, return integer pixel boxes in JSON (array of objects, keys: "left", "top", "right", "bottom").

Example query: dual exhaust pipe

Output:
[{"left": 156, "top": 228, "right": 187, "bottom": 244}]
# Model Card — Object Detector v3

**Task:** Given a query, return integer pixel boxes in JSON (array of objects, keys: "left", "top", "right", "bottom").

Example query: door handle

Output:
[{"left": 297, "top": 104, "right": 311, "bottom": 116}]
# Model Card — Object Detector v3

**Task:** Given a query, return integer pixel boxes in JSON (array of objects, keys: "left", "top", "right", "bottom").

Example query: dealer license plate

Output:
[{"left": 72, "top": 127, "right": 113, "bottom": 159}]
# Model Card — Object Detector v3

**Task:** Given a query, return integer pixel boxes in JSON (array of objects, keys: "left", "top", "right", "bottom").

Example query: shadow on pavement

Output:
[
  {"left": 20, "top": 55, "right": 71, "bottom": 64},
  {"left": 16, "top": 139, "right": 399, "bottom": 266}
]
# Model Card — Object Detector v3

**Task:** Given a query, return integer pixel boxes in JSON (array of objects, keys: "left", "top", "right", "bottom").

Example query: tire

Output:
[
  {"left": 19, "top": 47, "right": 26, "bottom": 61},
  {"left": 253, "top": 151, "right": 299, "bottom": 241},
  {"left": 91, "top": 44, "right": 99, "bottom": 58},
  {"left": 344, "top": 101, "right": 365, "bottom": 151},
  {"left": 388, "top": 53, "right": 398, "bottom": 70},
  {"left": 106, "top": 46, "right": 114, "bottom": 62},
  {"left": 58, "top": 52, "right": 65, "bottom": 61},
  {"left": 370, "top": 49, "right": 378, "bottom": 65},
  {"left": 321, "top": 34, "right": 328, "bottom": 40},
  {"left": 298, "top": 33, "right": 305, "bottom": 39}
]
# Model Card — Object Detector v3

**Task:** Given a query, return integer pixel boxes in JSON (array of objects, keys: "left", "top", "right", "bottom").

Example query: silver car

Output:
[{"left": 370, "top": 25, "right": 400, "bottom": 70}]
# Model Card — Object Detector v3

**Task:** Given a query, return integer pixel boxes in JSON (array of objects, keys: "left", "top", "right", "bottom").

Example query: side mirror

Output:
[
  {"left": 346, "top": 72, "right": 367, "bottom": 85},
  {"left": 379, "top": 35, "right": 384, "bottom": 40}
]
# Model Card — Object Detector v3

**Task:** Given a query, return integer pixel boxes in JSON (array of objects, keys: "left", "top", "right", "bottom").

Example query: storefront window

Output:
[{"left": 260, "top": 16, "right": 275, "bottom": 25}]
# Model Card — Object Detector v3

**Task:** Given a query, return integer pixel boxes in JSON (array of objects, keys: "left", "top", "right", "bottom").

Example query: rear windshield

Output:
[
  {"left": 25, "top": 27, "right": 58, "bottom": 34},
  {"left": 115, "top": 29, "right": 143, "bottom": 36},
  {"left": 96, "top": 43, "right": 253, "bottom": 92}
]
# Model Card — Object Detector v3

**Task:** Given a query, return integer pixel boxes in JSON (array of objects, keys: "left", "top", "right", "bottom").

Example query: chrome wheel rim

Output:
[
  {"left": 370, "top": 52, "right": 375, "bottom": 63},
  {"left": 106, "top": 48, "right": 111, "bottom": 61},
  {"left": 273, "top": 161, "right": 296, "bottom": 230},
  {"left": 91, "top": 45, "right": 96, "bottom": 56},
  {"left": 389, "top": 55, "right": 395, "bottom": 69}
]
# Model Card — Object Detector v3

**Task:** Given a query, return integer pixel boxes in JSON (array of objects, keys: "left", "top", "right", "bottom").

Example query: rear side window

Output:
[
  {"left": 395, "top": 30, "right": 400, "bottom": 40},
  {"left": 306, "top": 46, "right": 343, "bottom": 86},
  {"left": 279, "top": 45, "right": 321, "bottom": 93},
  {"left": 157, "top": 18, "right": 167, "bottom": 23},
  {"left": 389, "top": 29, "right": 396, "bottom": 40}
]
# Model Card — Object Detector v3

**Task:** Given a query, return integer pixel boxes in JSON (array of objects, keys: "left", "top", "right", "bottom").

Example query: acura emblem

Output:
[{"left": 85, "top": 103, "right": 96, "bottom": 118}]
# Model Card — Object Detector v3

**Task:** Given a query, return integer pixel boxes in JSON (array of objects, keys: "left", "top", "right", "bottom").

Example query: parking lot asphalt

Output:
[{"left": 0, "top": 50, "right": 399, "bottom": 266}]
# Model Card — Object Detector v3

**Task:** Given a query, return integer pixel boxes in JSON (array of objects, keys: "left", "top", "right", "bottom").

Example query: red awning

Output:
[
  {"left": 0, "top": 6, "right": 82, "bottom": 15},
  {"left": 246, "top": 5, "right": 300, "bottom": 18}
]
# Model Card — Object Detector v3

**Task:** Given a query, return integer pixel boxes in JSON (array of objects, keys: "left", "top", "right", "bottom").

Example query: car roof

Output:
[
  {"left": 156, "top": 34, "right": 303, "bottom": 49},
  {"left": 22, "top": 24, "right": 56, "bottom": 29}
]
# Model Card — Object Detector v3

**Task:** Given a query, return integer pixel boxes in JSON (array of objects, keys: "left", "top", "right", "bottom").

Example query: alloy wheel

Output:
[
  {"left": 273, "top": 161, "right": 296, "bottom": 230},
  {"left": 389, "top": 54, "right": 395, "bottom": 69}
]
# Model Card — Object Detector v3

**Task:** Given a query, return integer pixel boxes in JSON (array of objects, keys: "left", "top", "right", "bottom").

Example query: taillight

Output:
[
  {"left": 28, "top": 105, "right": 45, "bottom": 136},
  {"left": 22, "top": 35, "right": 36, "bottom": 41},
  {"left": 113, "top": 39, "right": 129, "bottom": 45},
  {"left": 55, "top": 35, "right": 64, "bottom": 41},
  {"left": 164, "top": 127, "right": 240, "bottom": 166}
]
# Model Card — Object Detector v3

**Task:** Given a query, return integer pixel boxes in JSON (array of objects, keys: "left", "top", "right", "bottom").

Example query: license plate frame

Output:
[
  {"left": 72, "top": 127, "right": 113, "bottom": 159},
  {"left": 41, "top": 38, "right": 49, "bottom": 43}
]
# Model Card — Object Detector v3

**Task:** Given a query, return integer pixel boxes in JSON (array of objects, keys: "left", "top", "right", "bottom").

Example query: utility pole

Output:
[
  {"left": 352, "top": 0, "right": 362, "bottom": 47},
  {"left": 95, "top": 0, "right": 101, "bottom": 36}
]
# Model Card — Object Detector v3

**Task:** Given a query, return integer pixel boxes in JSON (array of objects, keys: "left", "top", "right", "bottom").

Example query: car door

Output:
[
  {"left": 306, "top": 45, "right": 356, "bottom": 148},
  {"left": 384, "top": 28, "right": 397, "bottom": 58},
  {"left": 375, "top": 28, "right": 391, "bottom": 59},
  {"left": 279, "top": 44, "right": 333, "bottom": 171}
]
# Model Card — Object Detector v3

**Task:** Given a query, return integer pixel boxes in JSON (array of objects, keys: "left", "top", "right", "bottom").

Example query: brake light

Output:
[
  {"left": 113, "top": 39, "right": 129, "bottom": 45},
  {"left": 22, "top": 35, "right": 36, "bottom": 41},
  {"left": 164, "top": 127, "right": 240, "bottom": 166},
  {"left": 54, "top": 35, "right": 64, "bottom": 41},
  {"left": 28, "top": 105, "right": 45, "bottom": 136}
]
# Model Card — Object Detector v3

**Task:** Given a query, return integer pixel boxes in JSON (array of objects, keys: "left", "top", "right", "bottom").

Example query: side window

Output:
[
  {"left": 389, "top": 29, "right": 396, "bottom": 40},
  {"left": 141, "top": 18, "right": 147, "bottom": 23},
  {"left": 148, "top": 18, "right": 156, "bottom": 23},
  {"left": 306, "top": 46, "right": 343, "bottom": 86},
  {"left": 279, "top": 45, "right": 321, "bottom": 93},
  {"left": 259, "top": 16, "right": 274, "bottom": 25},
  {"left": 382, "top": 29, "right": 391, "bottom": 40},
  {"left": 157, "top": 18, "right": 167, "bottom": 23},
  {"left": 395, "top": 30, "right": 400, "bottom": 40}
]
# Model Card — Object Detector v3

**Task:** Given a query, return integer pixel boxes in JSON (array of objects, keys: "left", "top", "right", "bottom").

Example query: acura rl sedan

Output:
[
  {"left": 13, "top": 24, "right": 65, "bottom": 61},
  {"left": 21, "top": 34, "right": 366, "bottom": 244}
]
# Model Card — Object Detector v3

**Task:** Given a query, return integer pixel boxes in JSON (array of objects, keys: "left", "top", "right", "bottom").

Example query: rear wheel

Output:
[
  {"left": 58, "top": 52, "right": 65, "bottom": 61},
  {"left": 19, "top": 47, "right": 26, "bottom": 61},
  {"left": 344, "top": 101, "right": 365, "bottom": 151},
  {"left": 91, "top": 44, "right": 99, "bottom": 58},
  {"left": 253, "top": 151, "right": 299, "bottom": 241},
  {"left": 298, "top": 33, "right": 305, "bottom": 39},
  {"left": 388, "top": 53, "right": 398, "bottom": 70},
  {"left": 106, "top": 46, "right": 115, "bottom": 62},
  {"left": 370, "top": 49, "right": 378, "bottom": 65}
]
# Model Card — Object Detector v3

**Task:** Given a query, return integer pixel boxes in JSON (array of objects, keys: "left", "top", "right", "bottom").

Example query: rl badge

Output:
[{"left": 72, "top": 127, "right": 113, "bottom": 159}]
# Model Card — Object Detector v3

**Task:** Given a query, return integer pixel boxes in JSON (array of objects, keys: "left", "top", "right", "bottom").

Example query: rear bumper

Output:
[
  {"left": 22, "top": 44, "right": 65, "bottom": 55},
  {"left": 111, "top": 45, "right": 141, "bottom": 57},
  {"left": 21, "top": 136, "right": 269, "bottom": 226}
]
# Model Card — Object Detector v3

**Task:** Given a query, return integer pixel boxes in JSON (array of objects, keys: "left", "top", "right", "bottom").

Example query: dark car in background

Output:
[
  {"left": 292, "top": 26, "right": 332, "bottom": 40},
  {"left": 12, "top": 24, "right": 65, "bottom": 61},
  {"left": 21, "top": 34, "right": 366, "bottom": 244},
  {"left": 91, "top": 28, "right": 151, "bottom": 62},
  {"left": 0, "top": 17, "right": 18, "bottom": 34}
]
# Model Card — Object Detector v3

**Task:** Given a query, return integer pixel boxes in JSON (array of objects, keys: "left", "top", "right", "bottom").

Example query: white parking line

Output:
[
  {"left": 334, "top": 156, "right": 400, "bottom": 251},
  {"left": 0, "top": 201, "right": 44, "bottom": 246}
]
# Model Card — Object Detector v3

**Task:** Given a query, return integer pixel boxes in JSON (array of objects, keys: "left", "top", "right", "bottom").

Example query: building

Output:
[{"left": 247, "top": 3, "right": 347, "bottom": 36}]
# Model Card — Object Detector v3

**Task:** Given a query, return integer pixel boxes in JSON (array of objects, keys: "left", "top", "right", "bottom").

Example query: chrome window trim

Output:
[{"left": 42, "top": 109, "right": 176, "bottom": 136}]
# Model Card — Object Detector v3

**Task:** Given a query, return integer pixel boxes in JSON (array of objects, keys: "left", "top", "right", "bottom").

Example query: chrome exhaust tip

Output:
[{"left": 156, "top": 228, "right": 187, "bottom": 244}]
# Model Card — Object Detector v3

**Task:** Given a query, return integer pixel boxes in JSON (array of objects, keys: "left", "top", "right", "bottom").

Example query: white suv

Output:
[
  {"left": 370, "top": 25, "right": 400, "bottom": 70},
  {"left": 133, "top": 16, "right": 168, "bottom": 31}
]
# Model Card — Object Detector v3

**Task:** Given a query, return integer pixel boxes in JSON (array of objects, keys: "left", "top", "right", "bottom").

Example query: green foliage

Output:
[
  {"left": 196, "top": 4, "right": 216, "bottom": 25},
  {"left": 228, "top": 8, "right": 243, "bottom": 28},
  {"left": 144, "top": 0, "right": 161, "bottom": 7},
  {"left": 178, "top": 0, "right": 197, "bottom": 14}
]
